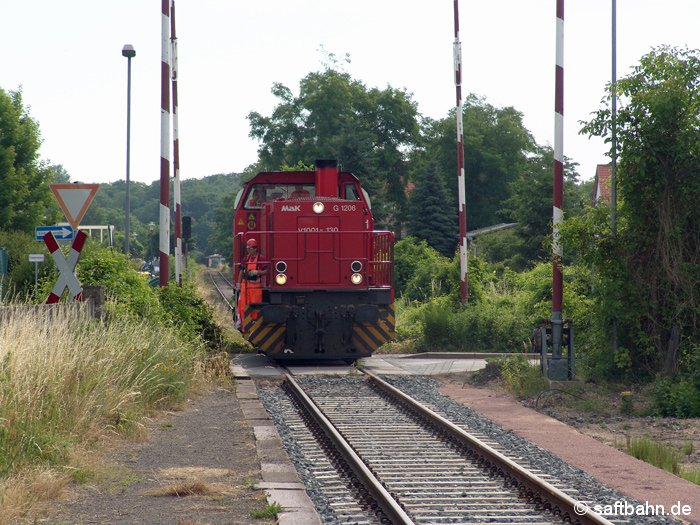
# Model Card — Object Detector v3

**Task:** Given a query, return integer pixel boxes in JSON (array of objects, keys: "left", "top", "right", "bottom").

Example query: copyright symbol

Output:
[{"left": 574, "top": 501, "right": 590, "bottom": 516}]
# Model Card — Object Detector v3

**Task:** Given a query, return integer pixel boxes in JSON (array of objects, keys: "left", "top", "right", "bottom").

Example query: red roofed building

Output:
[{"left": 592, "top": 164, "right": 612, "bottom": 205}]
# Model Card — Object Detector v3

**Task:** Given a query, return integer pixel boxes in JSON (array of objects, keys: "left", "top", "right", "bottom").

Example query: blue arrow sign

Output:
[{"left": 35, "top": 225, "right": 75, "bottom": 242}]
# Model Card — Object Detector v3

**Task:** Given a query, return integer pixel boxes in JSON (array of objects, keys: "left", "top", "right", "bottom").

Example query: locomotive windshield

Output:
[{"left": 243, "top": 184, "right": 316, "bottom": 209}]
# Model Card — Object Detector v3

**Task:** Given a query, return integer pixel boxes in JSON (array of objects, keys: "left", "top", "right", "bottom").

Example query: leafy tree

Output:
[
  {"left": 48, "top": 164, "right": 71, "bottom": 183},
  {"left": 497, "top": 146, "right": 584, "bottom": 268},
  {"left": 0, "top": 88, "right": 59, "bottom": 231},
  {"left": 406, "top": 163, "right": 456, "bottom": 256},
  {"left": 394, "top": 237, "right": 457, "bottom": 301},
  {"left": 247, "top": 64, "right": 419, "bottom": 230},
  {"left": 207, "top": 193, "right": 237, "bottom": 262},
  {"left": 580, "top": 45, "right": 700, "bottom": 376},
  {"left": 81, "top": 173, "right": 242, "bottom": 260},
  {"left": 0, "top": 230, "right": 56, "bottom": 298},
  {"left": 415, "top": 97, "right": 535, "bottom": 231}
]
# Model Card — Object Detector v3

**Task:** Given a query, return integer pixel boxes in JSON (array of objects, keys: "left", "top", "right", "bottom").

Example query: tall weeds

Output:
[{"left": 0, "top": 304, "right": 205, "bottom": 478}]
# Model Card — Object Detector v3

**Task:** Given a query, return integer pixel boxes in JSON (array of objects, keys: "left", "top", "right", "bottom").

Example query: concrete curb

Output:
[
  {"left": 234, "top": 370, "right": 322, "bottom": 525},
  {"left": 400, "top": 351, "right": 540, "bottom": 359}
]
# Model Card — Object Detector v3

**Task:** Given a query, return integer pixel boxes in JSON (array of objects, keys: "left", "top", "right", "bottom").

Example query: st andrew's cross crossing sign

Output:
[
  {"left": 43, "top": 183, "right": 98, "bottom": 303},
  {"left": 44, "top": 230, "right": 87, "bottom": 303}
]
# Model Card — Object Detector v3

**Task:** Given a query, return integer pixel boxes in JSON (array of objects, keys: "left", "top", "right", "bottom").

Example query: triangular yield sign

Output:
[{"left": 50, "top": 184, "right": 100, "bottom": 229}]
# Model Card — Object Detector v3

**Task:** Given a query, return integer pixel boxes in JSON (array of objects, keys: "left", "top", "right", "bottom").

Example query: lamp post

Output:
[{"left": 122, "top": 44, "right": 136, "bottom": 255}]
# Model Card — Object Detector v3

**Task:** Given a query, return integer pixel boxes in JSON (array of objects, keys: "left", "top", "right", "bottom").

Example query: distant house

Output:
[{"left": 592, "top": 164, "right": 612, "bottom": 205}]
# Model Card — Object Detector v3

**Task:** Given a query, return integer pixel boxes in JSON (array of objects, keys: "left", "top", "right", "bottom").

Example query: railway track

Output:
[
  {"left": 207, "top": 269, "right": 235, "bottom": 311},
  {"left": 263, "top": 370, "right": 617, "bottom": 525}
]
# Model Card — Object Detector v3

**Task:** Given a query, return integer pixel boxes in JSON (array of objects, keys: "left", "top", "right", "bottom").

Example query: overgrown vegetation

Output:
[
  {"left": 492, "top": 355, "right": 548, "bottom": 398},
  {"left": 393, "top": 237, "right": 593, "bottom": 358},
  {"left": 0, "top": 307, "right": 204, "bottom": 477},
  {"left": 0, "top": 240, "right": 239, "bottom": 523},
  {"left": 389, "top": 47, "right": 700, "bottom": 420},
  {"left": 617, "top": 435, "right": 700, "bottom": 487},
  {"left": 250, "top": 501, "right": 284, "bottom": 519}
]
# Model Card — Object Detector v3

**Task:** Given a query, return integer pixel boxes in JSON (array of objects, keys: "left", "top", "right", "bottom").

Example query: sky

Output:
[{"left": 2, "top": 1, "right": 699, "bottom": 187}]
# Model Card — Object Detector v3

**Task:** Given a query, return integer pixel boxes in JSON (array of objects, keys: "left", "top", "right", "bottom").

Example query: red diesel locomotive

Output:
[{"left": 232, "top": 160, "right": 395, "bottom": 361}]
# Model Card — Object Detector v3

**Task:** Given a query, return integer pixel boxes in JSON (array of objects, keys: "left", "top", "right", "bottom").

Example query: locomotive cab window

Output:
[
  {"left": 244, "top": 184, "right": 316, "bottom": 209},
  {"left": 233, "top": 188, "right": 244, "bottom": 209},
  {"left": 244, "top": 186, "right": 267, "bottom": 209},
  {"left": 344, "top": 183, "right": 361, "bottom": 201},
  {"left": 361, "top": 187, "right": 371, "bottom": 209},
  {"left": 289, "top": 184, "right": 314, "bottom": 198}
]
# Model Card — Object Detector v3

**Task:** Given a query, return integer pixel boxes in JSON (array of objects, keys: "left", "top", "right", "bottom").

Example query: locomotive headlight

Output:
[
  {"left": 351, "top": 273, "right": 363, "bottom": 285},
  {"left": 275, "top": 273, "right": 288, "bottom": 285},
  {"left": 351, "top": 260, "right": 363, "bottom": 273},
  {"left": 313, "top": 202, "right": 325, "bottom": 214},
  {"left": 275, "top": 261, "right": 288, "bottom": 273}
]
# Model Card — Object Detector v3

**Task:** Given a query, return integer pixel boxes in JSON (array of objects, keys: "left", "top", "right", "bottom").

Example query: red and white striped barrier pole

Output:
[
  {"left": 159, "top": 0, "right": 171, "bottom": 287},
  {"left": 552, "top": 0, "right": 565, "bottom": 356},
  {"left": 44, "top": 230, "right": 88, "bottom": 303},
  {"left": 171, "top": 0, "right": 182, "bottom": 286},
  {"left": 454, "top": 0, "right": 468, "bottom": 304}
]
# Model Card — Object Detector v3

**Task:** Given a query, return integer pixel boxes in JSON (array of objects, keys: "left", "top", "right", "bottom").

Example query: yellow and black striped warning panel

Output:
[
  {"left": 245, "top": 303, "right": 395, "bottom": 355},
  {"left": 351, "top": 304, "right": 395, "bottom": 354},
  {"left": 243, "top": 307, "right": 285, "bottom": 354}
]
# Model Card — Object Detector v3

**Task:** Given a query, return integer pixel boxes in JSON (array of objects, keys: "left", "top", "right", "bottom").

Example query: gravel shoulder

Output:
[
  {"left": 42, "top": 386, "right": 272, "bottom": 525},
  {"left": 37, "top": 357, "right": 700, "bottom": 525},
  {"left": 438, "top": 377, "right": 700, "bottom": 525}
]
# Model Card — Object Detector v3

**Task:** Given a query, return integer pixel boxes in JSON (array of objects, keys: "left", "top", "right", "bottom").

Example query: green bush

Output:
[
  {"left": 419, "top": 296, "right": 532, "bottom": 353},
  {"left": 158, "top": 282, "right": 228, "bottom": 351},
  {"left": 394, "top": 296, "right": 424, "bottom": 343},
  {"left": 653, "top": 377, "right": 700, "bottom": 417},
  {"left": 498, "top": 355, "right": 548, "bottom": 398},
  {"left": 0, "top": 230, "right": 55, "bottom": 299},
  {"left": 394, "top": 237, "right": 457, "bottom": 301},
  {"left": 75, "top": 244, "right": 164, "bottom": 320}
]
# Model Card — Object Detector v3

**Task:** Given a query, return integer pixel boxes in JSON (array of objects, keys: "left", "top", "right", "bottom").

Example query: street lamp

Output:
[{"left": 122, "top": 44, "right": 136, "bottom": 255}]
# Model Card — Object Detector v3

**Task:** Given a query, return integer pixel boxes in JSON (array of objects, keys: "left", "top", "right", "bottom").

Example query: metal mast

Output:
[
  {"left": 551, "top": 0, "right": 565, "bottom": 357},
  {"left": 171, "top": 0, "right": 182, "bottom": 285},
  {"left": 159, "top": 0, "right": 171, "bottom": 287},
  {"left": 454, "top": 0, "right": 468, "bottom": 303}
]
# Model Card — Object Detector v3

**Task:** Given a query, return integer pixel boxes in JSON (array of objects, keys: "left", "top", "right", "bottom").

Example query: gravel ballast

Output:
[{"left": 259, "top": 375, "right": 685, "bottom": 525}]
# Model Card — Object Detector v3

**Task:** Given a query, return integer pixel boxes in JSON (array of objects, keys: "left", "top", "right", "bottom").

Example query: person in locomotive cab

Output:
[
  {"left": 247, "top": 187, "right": 266, "bottom": 208},
  {"left": 290, "top": 184, "right": 310, "bottom": 198},
  {"left": 236, "top": 238, "right": 267, "bottom": 332}
]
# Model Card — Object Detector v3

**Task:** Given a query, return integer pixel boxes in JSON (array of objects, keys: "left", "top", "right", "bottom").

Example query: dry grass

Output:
[
  {"left": 0, "top": 469, "right": 69, "bottom": 525},
  {"left": 0, "top": 305, "right": 206, "bottom": 521},
  {"left": 194, "top": 268, "right": 251, "bottom": 352},
  {"left": 204, "top": 351, "right": 234, "bottom": 383},
  {"left": 159, "top": 467, "right": 234, "bottom": 478},
  {"left": 145, "top": 479, "right": 214, "bottom": 497}
]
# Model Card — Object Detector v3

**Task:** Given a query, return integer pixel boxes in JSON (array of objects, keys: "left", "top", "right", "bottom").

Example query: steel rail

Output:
[
  {"left": 362, "top": 370, "right": 614, "bottom": 525},
  {"left": 207, "top": 270, "right": 234, "bottom": 311},
  {"left": 283, "top": 372, "right": 416, "bottom": 525},
  {"left": 216, "top": 269, "right": 234, "bottom": 288}
]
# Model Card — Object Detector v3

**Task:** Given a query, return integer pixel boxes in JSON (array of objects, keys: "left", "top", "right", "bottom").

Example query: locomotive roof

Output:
[{"left": 246, "top": 170, "right": 360, "bottom": 184}]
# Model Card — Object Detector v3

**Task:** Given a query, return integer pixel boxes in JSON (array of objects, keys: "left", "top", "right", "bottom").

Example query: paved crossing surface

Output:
[{"left": 231, "top": 352, "right": 539, "bottom": 378}]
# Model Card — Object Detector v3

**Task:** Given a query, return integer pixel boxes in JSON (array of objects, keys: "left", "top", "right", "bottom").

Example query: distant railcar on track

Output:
[{"left": 232, "top": 160, "right": 394, "bottom": 361}]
